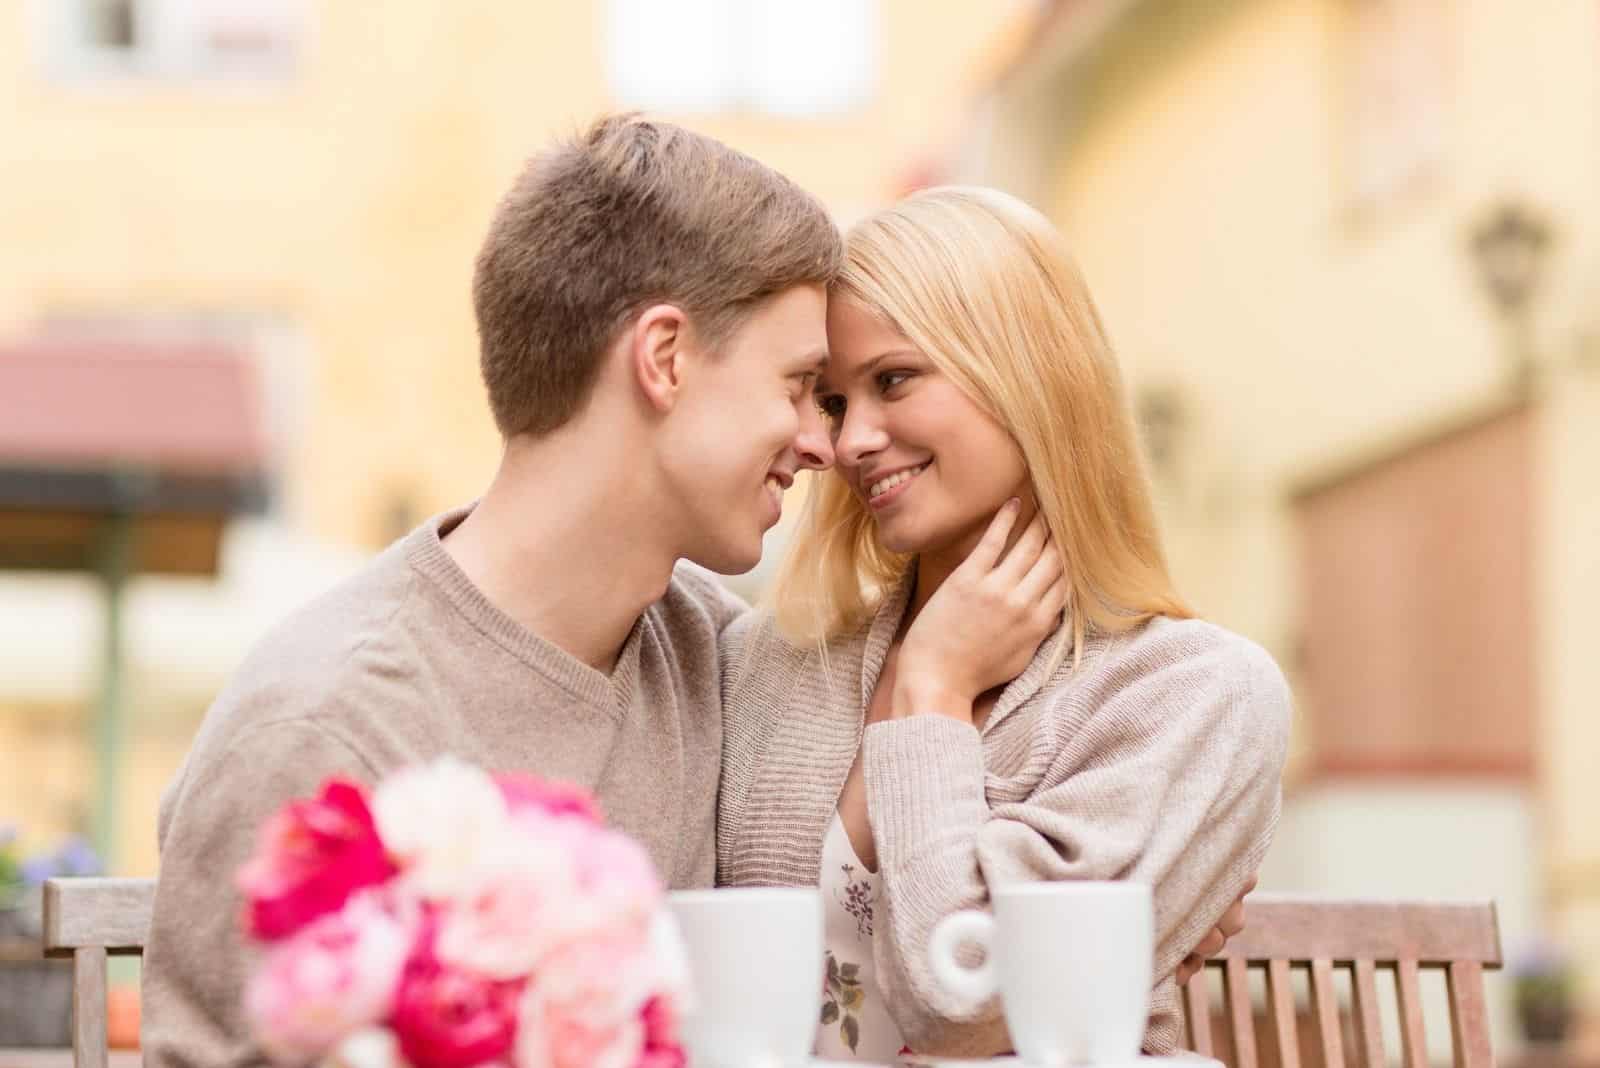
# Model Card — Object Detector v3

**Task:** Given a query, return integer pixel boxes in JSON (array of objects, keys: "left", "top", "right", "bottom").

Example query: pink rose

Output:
[
  {"left": 434, "top": 825, "right": 582, "bottom": 980},
  {"left": 515, "top": 936, "right": 682, "bottom": 1068},
  {"left": 496, "top": 774, "right": 603, "bottom": 825},
  {"left": 238, "top": 779, "right": 396, "bottom": 941},
  {"left": 393, "top": 932, "right": 523, "bottom": 1068},
  {"left": 635, "top": 996, "right": 687, "bottom": 1068},
  {"left": 243, "top": 892, "right": 413, "bottom": 1063},
  {"left": 542, "top": 821, "right": 663, "bottom": 937}
]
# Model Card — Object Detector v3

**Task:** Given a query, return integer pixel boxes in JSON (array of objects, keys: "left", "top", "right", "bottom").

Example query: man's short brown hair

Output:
[{"left": 472, "top": 114, "right": 842, "bottom": 439}]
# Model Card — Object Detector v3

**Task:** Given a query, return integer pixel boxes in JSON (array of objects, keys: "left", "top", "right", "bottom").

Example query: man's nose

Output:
[{"left": 794, "top": 401, "right": 835, "bottom": 471}]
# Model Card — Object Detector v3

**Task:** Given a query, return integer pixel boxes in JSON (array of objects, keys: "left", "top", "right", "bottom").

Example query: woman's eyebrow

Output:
[{"left": 850, "top": 349, "right": 921, "bottom": 380}]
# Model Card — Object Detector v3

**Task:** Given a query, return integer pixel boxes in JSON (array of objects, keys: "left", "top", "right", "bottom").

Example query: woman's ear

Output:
[{"left": 632, "top": 303, "right": 690, "bottom": 413}]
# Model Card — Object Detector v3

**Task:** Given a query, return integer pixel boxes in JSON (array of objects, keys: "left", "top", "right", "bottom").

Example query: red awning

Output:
[{"left": 0, "top": 342, "right": 267, "bottom": 475}]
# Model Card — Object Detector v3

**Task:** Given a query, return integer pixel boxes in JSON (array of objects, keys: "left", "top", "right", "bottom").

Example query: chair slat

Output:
[
  {"left": 1349, "top": 959, "right": 1385, "bottom": 1068},
  {"left": 43, "top": 878, "right": 155, "bottom": 953},
  {"left": 73, "top": 945, "right": 109, "bottom": 1068},
  {"left": 1309, "top": 958, "right": 1345, "bottom": 1068},
  {"left": 1447, "top": 960, "right": 1492, "bottom": 1068},
  {"left": 1394, "top": 959, "right": 1429, "bottom": 1068},
  {"left": 1219, "top": 897, "right": 1501, "bottom": 965},
  {"left": 1223, "top": 957, "right": 1259, "bottom": 1068},
  {"left": 1266, "top": 959, "right": 1301, "bottom": 1068},
  {"left": 1184, "top": 973, "right": 1215, "bottom": 1057}
]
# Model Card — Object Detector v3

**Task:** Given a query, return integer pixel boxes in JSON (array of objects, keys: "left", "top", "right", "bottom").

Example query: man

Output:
[{"left": 143, "top": 114, "right": 839, "bottom": 1067}]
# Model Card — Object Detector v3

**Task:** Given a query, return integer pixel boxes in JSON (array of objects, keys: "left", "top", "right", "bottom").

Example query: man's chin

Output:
[{"left": 684, "top": 534, "right": 763, "bottom": 576}]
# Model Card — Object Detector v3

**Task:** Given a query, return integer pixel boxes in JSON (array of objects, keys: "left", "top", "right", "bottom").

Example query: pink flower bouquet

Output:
[{"left": 237, "top": 757, "right": 690, "bottom": 1068}]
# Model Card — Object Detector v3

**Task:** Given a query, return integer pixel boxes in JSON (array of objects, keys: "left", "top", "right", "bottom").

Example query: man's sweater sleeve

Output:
[{"left": 141, "top": 715, "right": 378, "bottom": 1068}]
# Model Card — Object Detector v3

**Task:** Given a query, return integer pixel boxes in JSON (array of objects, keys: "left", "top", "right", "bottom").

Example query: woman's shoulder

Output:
[
  {"left": 1054, "top": 615, "right": 1293, "bottom": 737},
  {"left": 720, "top": 609, "right": 810, "bottom": 717},
  {"left": 1098, "top": 615, "right": 1283, "bottom": 678},
  {"left": 720, "top": 608, "right": 871, "bottom": 726},
  {"left": 719, "top": 607, "right": 795, "bottom": 680}
]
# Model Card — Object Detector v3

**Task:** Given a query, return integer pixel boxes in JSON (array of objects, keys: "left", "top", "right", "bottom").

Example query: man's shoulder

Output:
[
  {"left": 187, "top": 541, "right": 422, "bottom": 756},
  {"left": 243, "top": 540, "right": 414, "bottom": 680},
  {"left": 650, "top": 561, "right": 751, "bottom": 638}
]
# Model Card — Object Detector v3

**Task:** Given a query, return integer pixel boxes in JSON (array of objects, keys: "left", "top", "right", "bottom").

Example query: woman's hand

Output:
[
  {"left": 1176, "top": 876, "right": 1255, "bottom": 984},
  {"left": 893, "top": 500, "right": 1068, "bottom": 723}
]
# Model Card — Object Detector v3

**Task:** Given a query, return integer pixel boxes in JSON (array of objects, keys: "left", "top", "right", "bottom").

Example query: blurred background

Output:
[{"left": 1, "top": 0, "right": 1597, "bottom": 1060}]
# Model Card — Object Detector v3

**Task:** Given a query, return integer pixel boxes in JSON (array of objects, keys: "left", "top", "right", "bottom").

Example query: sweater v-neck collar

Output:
[{"left": 406, "top": 507, "right": 644, "bottom": 713}]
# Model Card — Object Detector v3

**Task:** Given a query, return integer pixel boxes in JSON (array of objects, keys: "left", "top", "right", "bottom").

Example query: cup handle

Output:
[{"left": 928, "top": 910, "right": 998, "bottom": 1004}]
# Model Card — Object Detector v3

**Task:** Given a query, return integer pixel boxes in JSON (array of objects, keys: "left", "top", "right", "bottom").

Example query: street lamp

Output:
[{"left": 1469, "top": 200, "right": 1553, "bottom": 393}]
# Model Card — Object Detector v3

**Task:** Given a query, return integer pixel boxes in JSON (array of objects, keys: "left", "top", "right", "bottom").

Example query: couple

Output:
[{"left": 143, "top": 115, "right": 1289, "bottom": 1067}]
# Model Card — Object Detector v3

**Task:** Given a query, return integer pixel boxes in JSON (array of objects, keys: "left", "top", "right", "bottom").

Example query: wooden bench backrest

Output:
[{"left": 1181, "top": 895, "right": 1502, "bottom": 1068}]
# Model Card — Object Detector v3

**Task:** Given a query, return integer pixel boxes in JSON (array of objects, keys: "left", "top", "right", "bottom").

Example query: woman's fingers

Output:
[
  {"left": 1195, "top": 927, "right": 1227, "bottom": 958},
  {"left": 1016, "top": 535, "right": 1064, "bottom": 604},
  {"left": 1037, "top": 576, "right": 1070, "bottom": 624},
  {"left": 995, "top": 513, "right": 1049, "bottom": 582},
  {"left": 963, "top": 498, "right": 1022, "bottom": 573}
]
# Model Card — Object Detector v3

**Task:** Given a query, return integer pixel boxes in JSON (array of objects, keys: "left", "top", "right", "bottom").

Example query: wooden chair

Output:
[
  {"left": 1181, "top": 895, "right": 1501, "bottom": 1068},
  {"left": 40, "top": 877, "right": 155, "bottom": 1068}
]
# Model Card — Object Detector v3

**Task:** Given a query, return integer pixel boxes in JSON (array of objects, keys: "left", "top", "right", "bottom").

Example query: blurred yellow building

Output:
[
  {"left": 944, "top": 0, "right": 1600, "bottom": 1049},
  {"left": 0, "top": 0, "right": 1030, "bottom": 872}
]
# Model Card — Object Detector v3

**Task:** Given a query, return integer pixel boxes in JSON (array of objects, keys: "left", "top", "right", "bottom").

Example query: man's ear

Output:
[{"left": 631, "top": 303, "right": 690, "bottom": 414}]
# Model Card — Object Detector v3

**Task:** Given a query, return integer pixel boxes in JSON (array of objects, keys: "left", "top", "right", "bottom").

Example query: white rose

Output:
[{"left": 371, "top": 756, "right": 511, "bottom": 900}]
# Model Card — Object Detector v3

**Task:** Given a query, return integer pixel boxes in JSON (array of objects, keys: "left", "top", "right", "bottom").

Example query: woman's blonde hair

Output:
[{"left": 770, "top": 186, "right": 1191, "bottom": 660}]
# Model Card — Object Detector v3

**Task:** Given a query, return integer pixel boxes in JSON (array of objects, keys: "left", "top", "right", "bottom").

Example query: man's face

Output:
[{"left": 661, "top": 285, "right": 834, "bottom": 574}]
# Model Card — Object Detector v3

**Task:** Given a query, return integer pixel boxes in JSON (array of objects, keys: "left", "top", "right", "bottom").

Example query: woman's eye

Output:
[{"left": 878, "top": 371, "right": 911, "bottom": 392}]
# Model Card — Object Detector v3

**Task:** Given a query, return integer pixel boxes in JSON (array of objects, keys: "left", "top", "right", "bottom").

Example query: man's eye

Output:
[{"left": 817, "top": 395, "right": 845, "bottom": 421}]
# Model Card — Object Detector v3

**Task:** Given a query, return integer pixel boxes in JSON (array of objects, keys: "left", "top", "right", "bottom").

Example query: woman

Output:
[{"left": 717, "top": 187, "right": 1291, "bottom": 1059}]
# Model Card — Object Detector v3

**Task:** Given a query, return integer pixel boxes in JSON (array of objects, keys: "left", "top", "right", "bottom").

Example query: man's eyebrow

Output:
[{"left": 799, "top": 348, "right": 830, "bottom": 370}]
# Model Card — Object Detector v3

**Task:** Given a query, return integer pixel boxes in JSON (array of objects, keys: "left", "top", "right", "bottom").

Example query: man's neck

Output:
[{"left": 442, "top": 434, "right": 678, "bottom": 674}]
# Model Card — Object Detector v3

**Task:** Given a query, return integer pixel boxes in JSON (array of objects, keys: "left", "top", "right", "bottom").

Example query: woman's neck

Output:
[{"left": 903, "top": 551, "right": 958, "bottom": 633}]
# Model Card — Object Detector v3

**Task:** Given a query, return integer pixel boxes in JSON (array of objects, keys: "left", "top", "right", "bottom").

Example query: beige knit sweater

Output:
[
  {"left": 717, "top": 573, "right": 1291, "bottom": 1056},
  {"left": 143, "top": 507, "right": 743, "bottom": 1068}
]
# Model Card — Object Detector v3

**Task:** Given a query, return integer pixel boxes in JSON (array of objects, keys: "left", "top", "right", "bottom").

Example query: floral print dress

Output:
[{"left": 815, "top": 813, "right": 908, "bottom": 1062}]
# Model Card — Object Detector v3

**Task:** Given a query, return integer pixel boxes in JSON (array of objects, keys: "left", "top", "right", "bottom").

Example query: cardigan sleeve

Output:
[{"left": 862, "top": 622, "right": 1291, "bottom": 1057}]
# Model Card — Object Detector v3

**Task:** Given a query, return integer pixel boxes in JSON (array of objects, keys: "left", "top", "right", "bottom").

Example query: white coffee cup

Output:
[
  {"left": 668, "top": 887, "right": 823, "bottom": 1068},
  {"left": 928, "top": 881, "right": 1153, "bottom": 1066}
]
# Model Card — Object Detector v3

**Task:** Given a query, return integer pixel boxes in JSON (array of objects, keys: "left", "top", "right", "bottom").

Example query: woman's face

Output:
[{"left": 819, "top": 295, "right": 1029, "bottom": 557}]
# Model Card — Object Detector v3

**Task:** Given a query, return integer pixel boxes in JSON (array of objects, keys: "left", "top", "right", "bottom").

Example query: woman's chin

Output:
[
  {"left": 872, "top": 522, "right": 921, "bottom": 556},
  {"left": 874, "top": 517, "right": 951, "bottom": 558}
]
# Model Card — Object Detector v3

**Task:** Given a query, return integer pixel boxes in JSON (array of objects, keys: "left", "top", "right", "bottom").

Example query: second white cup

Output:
[{"left": 928, "top": 881, "right": 1153, "bottom": 1066}]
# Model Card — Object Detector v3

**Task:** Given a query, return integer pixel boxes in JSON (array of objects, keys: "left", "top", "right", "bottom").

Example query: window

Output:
[
  {"left": 36, "top": 0, "right": 303, "bottom": 82},
  {"left": 1343, "top": 0, "right": 1451, "bottom": 205},
  {"left": 607, "top": 0, "right": 878, "bottom": 117}
]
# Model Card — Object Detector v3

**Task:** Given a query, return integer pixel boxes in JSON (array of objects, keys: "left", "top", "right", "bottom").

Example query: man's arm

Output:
[{"left": 142, "top": 716, "right": 377, "bottom": 1068}]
